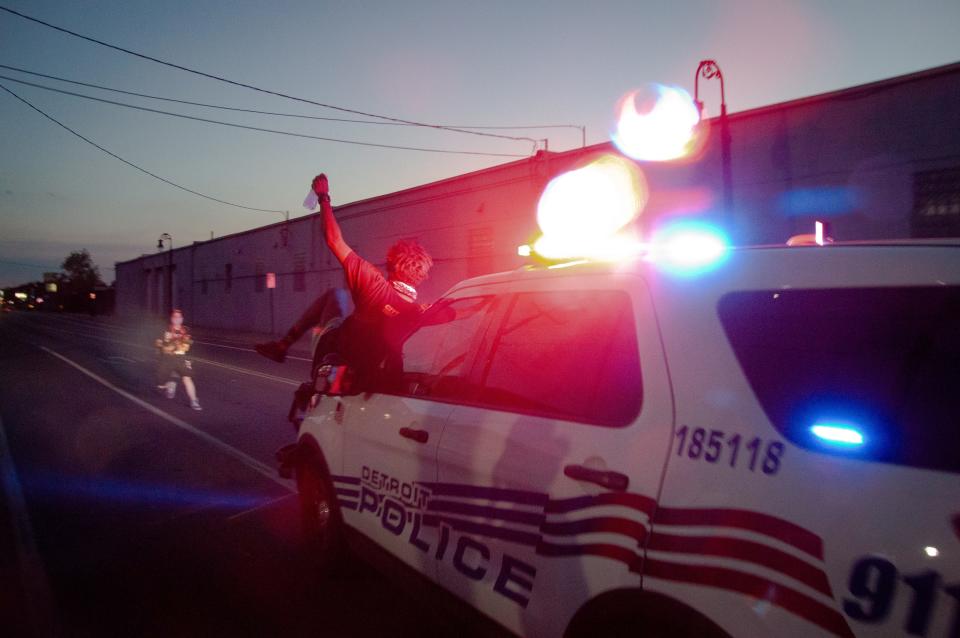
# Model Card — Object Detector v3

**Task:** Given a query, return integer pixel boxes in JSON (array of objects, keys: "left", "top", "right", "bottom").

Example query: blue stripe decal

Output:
[
  {"left": 541, "top": 517, "right": 648, "bottom": 543},
  {"left": 422, "top": 514, "right": 540, "bottom": 547},
  {"left": 336, "top": 488, "right": 359, "bottom": 499},
  {"left": 425, "top": 499, "right": 545, "bottom": 527},
  {"left": 340, "top": 499, "right": 359, "bottom": 511},
  {"left": 419, "top": 482, "right": 548, "bottom": 506},
  {"left": 331, "top": 474, "right": 361, "bottom": 485}
]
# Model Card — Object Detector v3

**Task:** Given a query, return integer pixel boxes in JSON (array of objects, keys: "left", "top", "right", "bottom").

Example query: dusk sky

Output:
[{"left": 1, "top": 0, "right": 958, "bottom": 287}]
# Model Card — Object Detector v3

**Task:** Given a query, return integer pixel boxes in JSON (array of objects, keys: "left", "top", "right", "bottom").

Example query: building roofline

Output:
[
  {"left": 115, "top": 152, "right": 552, "bottom": 267},
  {"left": 116, "top": 61, "right": 959, "bottom": 269},
  {"left": 722, "top": 60, "right": 960, "bottom": 123}
]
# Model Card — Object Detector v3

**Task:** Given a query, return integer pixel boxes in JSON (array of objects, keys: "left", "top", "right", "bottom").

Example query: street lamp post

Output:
[
  {"left": 695, "top": 60, "right": 733, "bottom": 224},
  {"left": 157, "top": 233, "right": 173, "bottom": 316}
]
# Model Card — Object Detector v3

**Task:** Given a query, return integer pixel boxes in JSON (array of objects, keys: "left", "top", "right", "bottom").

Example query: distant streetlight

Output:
[
  {"left": 157, "top": 233, "right": 173, "bottom": 315},
  {"left": 694, "top": 60, "right": 733, "bottom": 222}
]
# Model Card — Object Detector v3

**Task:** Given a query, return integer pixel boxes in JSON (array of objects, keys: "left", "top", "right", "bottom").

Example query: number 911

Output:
[{"left": 844, "top": 556, "right": 960, "bottom": 636}]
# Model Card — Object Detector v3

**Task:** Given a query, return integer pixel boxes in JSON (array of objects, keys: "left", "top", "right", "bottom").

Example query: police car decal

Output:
[{"left": 332, "top": 471, "right": 852, "bottom": 638}]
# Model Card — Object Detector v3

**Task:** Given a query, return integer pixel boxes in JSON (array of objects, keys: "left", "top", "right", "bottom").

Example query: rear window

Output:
[
  {"left": 718, "top": 287, "right": 960, "bottom": 473},
  {"left": 476, "top": 289, "right": 642, "bottom": 427}
]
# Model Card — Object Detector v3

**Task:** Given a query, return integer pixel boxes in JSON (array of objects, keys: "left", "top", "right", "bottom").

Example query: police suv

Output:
[{"left": 290, "top": 236, "right": 960, "bottom": 637}]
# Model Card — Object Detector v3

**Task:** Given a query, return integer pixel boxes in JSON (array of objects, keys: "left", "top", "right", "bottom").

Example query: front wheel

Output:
[{"left": 296, "top": 456, "right": 343, "bottom": 574}]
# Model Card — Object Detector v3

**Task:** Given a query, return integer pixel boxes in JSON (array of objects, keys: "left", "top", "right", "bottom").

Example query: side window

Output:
[
  {"left": 391, "top": 296, "right": 496, "bottom": 401},
  {"left": 478, "top": 290, "right": 642, "bottom": 427},
  {"left": 719, "top": 287, "right": 960, "bottom": 473}
]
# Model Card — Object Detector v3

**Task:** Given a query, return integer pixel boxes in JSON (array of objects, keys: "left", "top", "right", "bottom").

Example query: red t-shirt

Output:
[{"left": 339, "top": 251, "right": 424, "bottom": 372}]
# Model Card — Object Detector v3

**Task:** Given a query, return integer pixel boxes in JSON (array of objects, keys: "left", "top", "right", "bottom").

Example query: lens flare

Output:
[
  {"left": 811, "top": 423, "right": 865, "bottom": 446},
  {"left": 647, "top": 222, "right": 730, "bottom": 275},
  {"left": 533, "top": 229, "right": 645, "bottom": 262},
  {"left": 537, "top": 155, "right": 647, "bottom": 240},
  {"left": 612, "top": 85, "right": 702, "bottom": 162}
]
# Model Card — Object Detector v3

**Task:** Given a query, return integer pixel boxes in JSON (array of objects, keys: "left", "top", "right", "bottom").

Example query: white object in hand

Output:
[{"left": 303, "top": 189, "right": 319, "bottom": 210}]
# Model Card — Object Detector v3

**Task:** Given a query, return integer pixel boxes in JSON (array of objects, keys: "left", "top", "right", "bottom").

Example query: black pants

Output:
[
  {"left": 283, "top": 288, "right": 350, "bottom": 346},
  {"left": 156, "top": 355, "right": 194, "bottom": 384}
]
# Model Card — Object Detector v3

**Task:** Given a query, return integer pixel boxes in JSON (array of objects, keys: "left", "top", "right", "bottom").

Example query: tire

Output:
[
  {"left": 565, "top": 590, "right": 731, "bottom": 638},
  {"left": 295, "top": 454, "right": 344, "bottom": 574}
]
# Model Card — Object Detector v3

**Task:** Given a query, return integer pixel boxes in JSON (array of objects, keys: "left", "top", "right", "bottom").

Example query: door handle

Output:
[
  {"left": 563, "top": 464, "right": 629, "bottom": 491},
  {"left": 399, "top": 427, "right": 429, "bottom": 444}
]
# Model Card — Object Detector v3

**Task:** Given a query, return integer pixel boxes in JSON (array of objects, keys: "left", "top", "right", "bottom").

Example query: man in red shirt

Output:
[{"left": 256, "top": 174, "right": 432, "bottom": 380}]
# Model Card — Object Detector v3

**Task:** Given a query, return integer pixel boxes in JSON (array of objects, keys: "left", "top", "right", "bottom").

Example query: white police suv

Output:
[{"left": 290, "top": 235, "right": 960, "bottom": 637}]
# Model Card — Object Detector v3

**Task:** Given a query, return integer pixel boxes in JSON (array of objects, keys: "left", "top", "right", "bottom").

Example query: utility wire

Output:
[
  {"left": 0, "top": 74, "right": 528, "bottom": 158},
  {"left": 0, "top": 259, "right": 61, "bottom": 270},
  {"left": 0, "top": 82, "right": 286, "bottom": 213},
  {"left": 0, "top": 63, "right": 583, "bottom": 134},
  {"left": 0, "top": 5, "right": 540, "bottom": 149}
]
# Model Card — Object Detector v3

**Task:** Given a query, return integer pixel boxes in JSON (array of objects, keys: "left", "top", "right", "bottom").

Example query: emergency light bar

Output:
[{"left": 518, "top": 223, "right": 729, "bottom": 275}]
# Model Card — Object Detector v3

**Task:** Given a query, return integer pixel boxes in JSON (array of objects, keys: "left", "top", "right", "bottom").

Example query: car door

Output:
[
  {"left": 434, "top": 276, "right": 675, "bottom": 637},
  {"left": 340, "top": 293, "right": 500, "bottom": 579}
]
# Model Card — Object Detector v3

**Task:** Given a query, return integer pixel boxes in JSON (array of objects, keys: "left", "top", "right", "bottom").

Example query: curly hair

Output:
[{"left": 386, "top": 239, "right": 433, "bottom": 287}]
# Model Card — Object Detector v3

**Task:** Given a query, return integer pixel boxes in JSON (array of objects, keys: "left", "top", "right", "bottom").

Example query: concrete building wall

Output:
[{"left": 116, "top": 63, "right": 960, "bottom": 332}]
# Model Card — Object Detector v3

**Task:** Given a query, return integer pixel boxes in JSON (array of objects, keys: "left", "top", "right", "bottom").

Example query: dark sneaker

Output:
[{"left": 255, "top": 341, "right": 287, "bottom": 363}]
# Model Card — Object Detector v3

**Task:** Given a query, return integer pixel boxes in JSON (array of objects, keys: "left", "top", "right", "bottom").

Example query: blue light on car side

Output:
[
  {"left": 811, "top": 423, "right": 865, "bottom": 446},
  {"left": 649, "top": 222, "right": 730, "bottom": 276}
]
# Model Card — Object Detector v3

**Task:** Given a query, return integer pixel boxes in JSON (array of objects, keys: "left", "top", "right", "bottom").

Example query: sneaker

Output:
[
  {"left": 190, "top": 399, "right": 203, "bottom": 411},
  {"left": 255, "top": 340, "right": 287, "bottom": 363},
  {"left": 165, "top": 383, "right": 176, "bottom": 399}
]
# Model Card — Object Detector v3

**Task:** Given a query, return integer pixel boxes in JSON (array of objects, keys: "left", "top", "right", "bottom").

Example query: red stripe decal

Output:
[
  {"left": 644, "top": 559, "right": 853, "bottom": 638},
  {"left": 654, "top": 507, "right": 823, "bottom": 559},
  {"left": 536, "top": 541, "right": 641, "bottom": 569},
  {"left": 647, "top": 533, "right": 833, "bottom": 597}
]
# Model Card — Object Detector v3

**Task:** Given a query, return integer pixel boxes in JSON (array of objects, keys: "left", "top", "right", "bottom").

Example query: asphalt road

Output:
[{"left": 0, "top": 310, "right": 483, "bottom": 637}]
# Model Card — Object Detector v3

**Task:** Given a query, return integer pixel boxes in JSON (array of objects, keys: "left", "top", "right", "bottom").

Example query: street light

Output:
[
  {"left": 157, "top": 233, "right": 173, "bottom": 316},
  {"left": 694, "top": 60, "right": 733, "bottom": 223}
]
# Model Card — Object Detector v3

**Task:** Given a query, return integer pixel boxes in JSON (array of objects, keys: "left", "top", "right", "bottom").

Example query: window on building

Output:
[
  {"left": 255, "top": 262, "right": 265, "bottom": 293},
  {"left": 294, "top": 254, "right": 306, "bottom": 292},
  {"left": 719, "top": 287, "right": 960, "bottom": 473},
  {"left": 388, "top": 296, "right": 497, "bottom": 401},
  {"left": 154, "top": 268, "right": 163, "bottom": 314},
  {"left": 467, "top": 226, "right": 494, "bottom": 278},
  {"left": 478, "top": 290, "right": 642, "bottom": 427},
  {"left": 225, "top": 263, "right": 232, "bottom": 293},
  {"left": 912, "top": 167, "right": 960, "bottom": 237}
]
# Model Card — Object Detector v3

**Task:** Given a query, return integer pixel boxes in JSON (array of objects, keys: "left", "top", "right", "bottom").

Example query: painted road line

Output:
[
  {"left": 37, "top": 314, "right": 312, "bottom": 361},
  {"left": 189, "top": 355, "right": 300, "bottom": 386},
  {"left": 192, "top": 339, "right": 312, "bottom": 362},
  {"left": 0, "top": 416, "right": 59, "bottom": 635},
  {"left": 28, "top": 323, "right": 302, "bottom": 386},
  {"left": 39, "top": 346, "right": 296, "bottom": 494}
]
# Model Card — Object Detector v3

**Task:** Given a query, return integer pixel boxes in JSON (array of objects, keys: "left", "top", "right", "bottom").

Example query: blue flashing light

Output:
[
  {"left": 649, "top": 222, "right": 730, "bottom": 275},
  {"left": 811, "top": 423, "right": 865, "bottom": 446}
]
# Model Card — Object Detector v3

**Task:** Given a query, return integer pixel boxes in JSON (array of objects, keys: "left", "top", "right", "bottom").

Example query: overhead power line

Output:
[
  {"left": 0, "top": 74, "right": 529, "bottom": 158},
  {"left": 0, "top": 63, "right": 584, "bottom": 137},
  {"left": 0, "top": 82, "right": 285, "bottom": 214},
  {"left": 0, "top": 259, "right": 61, "bottom": 270},
  {"left": 0, "top": 5, "right": 539, "bottom": 148}
]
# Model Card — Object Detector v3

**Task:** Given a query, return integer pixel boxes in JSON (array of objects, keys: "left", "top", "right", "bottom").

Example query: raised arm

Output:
[{"left": 313, "top": 174, "right": 352, "bottom": 265}]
